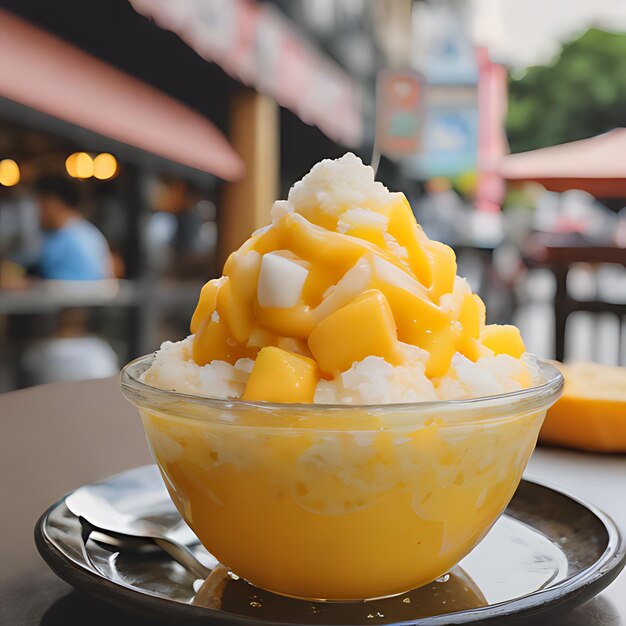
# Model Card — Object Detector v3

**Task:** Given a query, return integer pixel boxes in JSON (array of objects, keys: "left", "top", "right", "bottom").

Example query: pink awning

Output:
[
  {"left": 130, "top": 0, "right": 362, "bottom": 147},
  {"left": 499, "top": 129, "right": 626, "bottom": 197},
  {"left": 0, "top": 10, "right": 244, "bottom": 181}
]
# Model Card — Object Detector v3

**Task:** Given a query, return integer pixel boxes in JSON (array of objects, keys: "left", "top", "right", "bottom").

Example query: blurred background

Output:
[{"left": 0, "top": 0, "right": 625, "bottom": 391}]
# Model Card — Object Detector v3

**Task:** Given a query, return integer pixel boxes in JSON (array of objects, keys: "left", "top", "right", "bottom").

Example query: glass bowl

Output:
[{"left": 121, "top": 355, "right": 562, "bottom": 601}]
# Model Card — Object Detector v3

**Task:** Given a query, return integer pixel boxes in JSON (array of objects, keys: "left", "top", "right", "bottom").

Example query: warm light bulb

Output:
[
  {"left": 65, "top": 153, "right": 78, "bottom": 177},
  {"left": 93, "top": 153, "right": 117, "bottom": 180},
  {"left": 0, "top": 159, "right": 20, "bottom": 186},
  {"left": 66, "top": 152, "right": 93, "bottom": 178},
  {"left": 75, "top": 152, "right": 93, "bottom": 178}
]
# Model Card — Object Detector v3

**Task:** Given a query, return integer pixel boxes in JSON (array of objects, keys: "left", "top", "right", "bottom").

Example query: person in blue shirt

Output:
[{"left": 33, "top": 176, "right": 112, "bottom": 280}]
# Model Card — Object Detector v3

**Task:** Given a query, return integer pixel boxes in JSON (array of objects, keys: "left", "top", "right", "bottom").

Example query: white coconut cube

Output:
[{"left": 257, "top": 252, "right": 309, "bottom": 308}]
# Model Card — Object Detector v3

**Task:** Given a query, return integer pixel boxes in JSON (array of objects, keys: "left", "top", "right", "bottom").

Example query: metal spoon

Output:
[{"left": 65, "top": 486, "right": 211, "bottom": 580}]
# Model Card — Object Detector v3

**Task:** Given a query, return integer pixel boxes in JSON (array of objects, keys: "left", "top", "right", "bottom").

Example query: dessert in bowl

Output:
[
  {"left": 121, "top": 154, "right": 563, "bottom": 600},
  {"left": 122, "top": 356, "right": 561, "bottom": 600}
]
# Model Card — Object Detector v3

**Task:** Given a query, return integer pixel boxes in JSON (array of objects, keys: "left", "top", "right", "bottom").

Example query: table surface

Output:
[{"left": 1, "top": 377, "right": 625, "bottom": 626}]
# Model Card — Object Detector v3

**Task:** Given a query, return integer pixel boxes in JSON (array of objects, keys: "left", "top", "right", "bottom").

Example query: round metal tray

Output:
[{"left": 36, "top": 465, "right": 626, "bottom": 625}]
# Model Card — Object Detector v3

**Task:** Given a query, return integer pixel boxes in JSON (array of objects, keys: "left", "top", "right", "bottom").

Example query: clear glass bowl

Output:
[{"left": 121, "top": 355, "right": 563, "bottom": 601}]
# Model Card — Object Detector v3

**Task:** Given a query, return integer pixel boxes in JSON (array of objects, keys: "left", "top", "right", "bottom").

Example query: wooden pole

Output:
[{"left": 220, "top": 89, "right": 279, "bottom": 262}]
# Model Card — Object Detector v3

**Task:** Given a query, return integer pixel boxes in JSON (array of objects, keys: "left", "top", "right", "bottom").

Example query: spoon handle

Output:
[{"left": 153, "top": 537, "right": 211, "bottom": 580}]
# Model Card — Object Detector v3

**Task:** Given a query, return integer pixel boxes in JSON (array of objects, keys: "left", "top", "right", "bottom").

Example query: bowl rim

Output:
[{"left": 121, "top": 352, "right": 564, "bottom": 417}]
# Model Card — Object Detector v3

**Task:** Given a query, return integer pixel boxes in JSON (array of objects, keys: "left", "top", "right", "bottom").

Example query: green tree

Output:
[{"left": 506, "top": 29, "right": 626, "bottom": 153}]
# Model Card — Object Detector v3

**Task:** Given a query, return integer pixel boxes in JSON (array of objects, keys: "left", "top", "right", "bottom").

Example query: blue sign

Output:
[{"left": 408, "top": 103, "right": 478, "bottom": 178}]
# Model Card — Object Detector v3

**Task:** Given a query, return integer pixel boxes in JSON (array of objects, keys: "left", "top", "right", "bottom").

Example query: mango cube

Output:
[
  {"left": 420, "top": 326, "right": 458, "bottom": 378},
  {"left": 426, "top": 241, "right": 456, "bottom": 301},
  {"left": 481, "top": 324, "right": 525, "bottom": 358},
  {"left": 458, "top": 294, "right": 486, "bottom": 340},
  {"left": 308, "top": 289, "right": 401, "bottom": 374},
  {"left": 385, "top": 197, "right": 433, "bottom": 287},
  {"left": 387, "top": 285, "right": 450, "bottom": 346},
  {"left": 457, "top": 337, "right": 492, "bottom": 362},
  {"left": 217, "top": 277, "right": 259, "bottom": 345},
  {"left": 242, "top": 346, "right": 319, "bottom": 403},
  {"left": 193, "top": 315, "right": 255, "bottom": 366},
  {"left": 190, "top": 278, "right": 223, "bottom": 334}
]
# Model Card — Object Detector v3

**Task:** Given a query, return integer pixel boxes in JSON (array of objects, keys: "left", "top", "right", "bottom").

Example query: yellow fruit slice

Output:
[
  {"left": 190, "top": 277, "right": 224, "bottom": 334},
  {"left": 307, "top": 289, "right": 401, "bottom": 375},
  {"left": 242, "top": 346, "right": 319, "bottom": 403},
  {"left": 480, "top": 324, "right": 525, "bottom": 359},
  {"left": 540, "top": 362, "right": 626, "bottom": 452}
]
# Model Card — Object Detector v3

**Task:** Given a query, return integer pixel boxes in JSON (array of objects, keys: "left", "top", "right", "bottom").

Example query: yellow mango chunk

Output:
[
  {"left": 217, "top": 251, "right": 261, "bottom": 344},
  {"left": 223, "top": 249, "right": 261, "bottom": 299},
  {"left": 215, "top": 280, "right": 249, "bottom": 344},
  {"left": 308, "top": 290, "right": 401, "bottom": 375},
  {"left": 242, "top": 347, "right": 319, "bottom": 403},
  {"left": 193, "top": 315, "right": 256, "bottom": 365},
  {"left": 426, "top": 241, "right": 456, "bottom": 302},
  {"left": 384, "top": 283, "right": 449, "bottom": 345},
  {"left": 254, "top": 303, "right": 316, "bottom": 339},
  {"left": 190, "top": 278, "right": 224, "bottom": 334},
  {"left": 458, "top": 294, "right": 486, "bottom": 340},
  {"left": 458, "top": 337, "right": 492, "bottom": 362},
  {"left": 480, "top": 325, "right": 525, "bottom": 358},
  {"left": 385, "top": 196, "right": 433, "bottom": 287},
  {"left": 421, "top": 326, "right": 458, "bottom": 378},
  {"left": 342, "top": 225, "right": 387, "bottom": 249},
  {"left": 301, "top": 264, "right": 338, "bottom": 308}
]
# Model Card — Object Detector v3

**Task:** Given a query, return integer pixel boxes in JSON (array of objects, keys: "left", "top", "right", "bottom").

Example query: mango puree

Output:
[{"left": 140, "top": 405, "right": 545, "bottom": 600}]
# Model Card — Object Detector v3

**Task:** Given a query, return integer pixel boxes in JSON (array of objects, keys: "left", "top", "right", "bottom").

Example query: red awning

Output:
[
  {"left": 0, "top": 10, "right": 244, "bottom": 181},
  {"left": 499, "top": 129, "right": 626, "bottom": 197}
]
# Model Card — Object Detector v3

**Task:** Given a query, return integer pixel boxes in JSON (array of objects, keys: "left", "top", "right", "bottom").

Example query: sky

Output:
[{"left": 471, "top": 0, "right": 626, "bottom": 68}]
